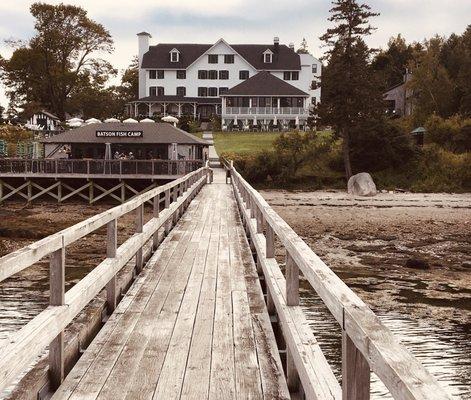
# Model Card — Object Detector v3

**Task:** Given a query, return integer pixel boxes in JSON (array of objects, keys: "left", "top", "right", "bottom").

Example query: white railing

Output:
[{"left": 224, "top": 107, "right": 309, "bottom": 116}]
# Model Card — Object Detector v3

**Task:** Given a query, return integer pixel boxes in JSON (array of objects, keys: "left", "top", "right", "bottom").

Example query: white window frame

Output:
[
  {"left": 170, "top": 48, "right": 180, "bottom": 63},
  {"left": 263, "top": 49, "right": 273, "bottom": 64}
]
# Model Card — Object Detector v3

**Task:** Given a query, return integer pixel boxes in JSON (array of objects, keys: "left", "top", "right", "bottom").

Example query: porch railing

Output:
[
  {"left": 0, "top": 159, "right": 204, "bottom": 177},
  {"left": 223, "top": 107, "right": 309, "bottom": 116}
]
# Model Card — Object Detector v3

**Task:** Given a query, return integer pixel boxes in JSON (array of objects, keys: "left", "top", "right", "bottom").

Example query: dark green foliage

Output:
[{"left": 425, "top": 115, "right": 471, "bottom": 153}]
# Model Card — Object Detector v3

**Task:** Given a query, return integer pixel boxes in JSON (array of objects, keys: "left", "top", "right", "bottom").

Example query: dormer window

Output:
[
  {"left": 263, "top": 49, "right": 273, "bottom": 63},
  {"left": 170, "top": 48, "right": 180, "bottom": 63}
]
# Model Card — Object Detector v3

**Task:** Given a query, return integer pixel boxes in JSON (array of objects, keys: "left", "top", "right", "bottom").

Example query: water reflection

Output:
[{"left": 301, "top": 286, "right": 471, "bottom": 399}]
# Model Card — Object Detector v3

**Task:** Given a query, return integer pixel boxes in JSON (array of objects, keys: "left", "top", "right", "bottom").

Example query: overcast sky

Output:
[{"left": 1, "top": 0, "right": 470, "bottom": 110}]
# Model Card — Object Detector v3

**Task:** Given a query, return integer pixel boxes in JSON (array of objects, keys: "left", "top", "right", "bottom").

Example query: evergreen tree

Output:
[
  {"left": 297, "top": 38, "right": 309, "bottom": 54},
  {"left": 318, "top": 0, "right": 383, "bottom": 179}
]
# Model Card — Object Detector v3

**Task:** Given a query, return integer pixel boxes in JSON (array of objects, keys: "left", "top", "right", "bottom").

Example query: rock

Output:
[
  {"left": 347, "top": 172, "right": 377, "bottom": 196},
  {"left": 462, "top": 261, "right": 471, "bottom": 269},
  {"left": 405, "top": 258, "right": 430, "bottom": 270}
]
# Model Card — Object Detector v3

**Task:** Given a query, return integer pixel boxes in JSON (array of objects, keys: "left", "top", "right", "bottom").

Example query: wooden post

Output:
[
  {"left": 164, "top": 188, "right": 171, "bottom": 235},
  {"left": 256, "top": 209, "right": 263, "bottom": 233},
  {"left": 57, "top": 181, "right": 62, "bottom": 203},
  {"left": 342, "top": 331, "right": 370, "bottom": 400},
  {"left": 286, "top": 252, "right": 299, "bottom": 306},
  {"left": 286, "top": 348, "right": 300, "bottom": 393},
  {"left": 106, "top": 219, "right": 118, "bottom": 313},
  {"left": 266, "top": 225, "right": 275, "bottom": 258},
  {"left": 153, "top": 194, "right": 159, "bottom": 250},
  {"left": 49, "top": 239, "right": 65, "bottom": 389},
  {"left": 89, "top": 181, "right": 93, "bottom": 204},
  {"left": 135, "top": 204, "right": 144, "bottom": 273}
]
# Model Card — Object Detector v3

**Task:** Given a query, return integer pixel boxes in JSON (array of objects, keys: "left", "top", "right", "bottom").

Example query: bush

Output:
[{"left": 425, "top": 114, "right": 471, "bottom": 153}]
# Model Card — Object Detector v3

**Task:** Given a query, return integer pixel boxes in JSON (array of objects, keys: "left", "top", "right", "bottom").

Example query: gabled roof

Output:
[
  {"left": 41, "top": 122, "right": 209, "bottom": 145},
  {"left": 141, "top": 42, "right": 301, "bottom": 70},
  {"left": 142, "top": 44, "right": 212, "bottom": 69},
  {"left": 221, "top": 71, "right": 309, "bottom": 97}
]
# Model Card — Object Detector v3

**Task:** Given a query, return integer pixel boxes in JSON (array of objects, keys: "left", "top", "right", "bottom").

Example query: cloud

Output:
[{"left": 1, "top": 0, "right": 470, "bottom": 108}]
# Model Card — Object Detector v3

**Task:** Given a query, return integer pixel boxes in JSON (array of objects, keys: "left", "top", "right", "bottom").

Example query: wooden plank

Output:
[
  {"left": 342, "top": 331, "right": 370, "bottom": 400},
  {"left": 286, "top": 252, "right": 299, "bottom": 307},
  {"left": 135, "top": 204, "right": 144, "bottom": 273}
]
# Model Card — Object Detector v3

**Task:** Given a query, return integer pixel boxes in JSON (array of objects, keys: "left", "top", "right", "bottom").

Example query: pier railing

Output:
[
  {"left": 229, "top": 163, "right": 452, "bottom": 400},
  {"left": 0, "top": 158, "right": 203, "bottom": 177},
  {"left": 0, "top": 166, "right": 212, "bottom": 394}
]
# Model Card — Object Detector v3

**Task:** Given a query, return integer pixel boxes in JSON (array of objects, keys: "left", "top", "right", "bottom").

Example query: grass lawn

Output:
[{"left": 212, "top": 132, "right": 281, "bottom": 155}]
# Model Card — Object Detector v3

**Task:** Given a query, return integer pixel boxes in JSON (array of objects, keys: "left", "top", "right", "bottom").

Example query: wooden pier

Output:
[{"left": 0, "top": 165, "right": 452, "bottom": 399}]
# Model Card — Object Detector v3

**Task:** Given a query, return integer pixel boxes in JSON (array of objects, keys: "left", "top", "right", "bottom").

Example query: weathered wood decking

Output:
[{"left": 51, "top": 169, "right": 288, "bottom": 400}]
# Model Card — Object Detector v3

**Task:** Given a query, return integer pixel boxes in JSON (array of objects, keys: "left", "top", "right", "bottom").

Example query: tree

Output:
[
  {"left": 0, "top": 3, "right": 114, "bottom": 119},
  {"left": 118, "top": 56, "right": 139, "bottom": 102},
  {"left": 318, "top": 0, "right": 383, "bottom": 179},
  {"left": 0, "top": 104, "right": 4, "bottom": 124},
  {"left": 297, "top": 38, "right": 309, "bottom": 54}
]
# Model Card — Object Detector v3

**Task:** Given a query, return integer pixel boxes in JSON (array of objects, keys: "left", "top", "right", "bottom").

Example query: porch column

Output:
[
  {"left": 134, "top": 103, "right": 138, "bottom": 117},
  {"left": 249, "top": 98, "right": 252, "bottom": 108},
  {"left": 163, "top": 103, "right": 167, "bottom": 117},
  {"left": 193, "top": 103, "right": 197, "bottom": 120},
  {"left": 177, "top": 104, "right": 182, "bottom": 117},
  {"left": 222, "top": 97, "right": 227, "bottom": 114},
  {"left": 148, "top": 103, "right": 152, "bottom": 117},
  {"left": 277, "top": 98, "right": 281, "bottom": 109}
]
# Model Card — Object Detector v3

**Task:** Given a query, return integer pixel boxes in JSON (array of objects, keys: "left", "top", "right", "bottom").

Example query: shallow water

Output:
[{"left": 302, "top": 285, "right": 471, "bottom": 399}]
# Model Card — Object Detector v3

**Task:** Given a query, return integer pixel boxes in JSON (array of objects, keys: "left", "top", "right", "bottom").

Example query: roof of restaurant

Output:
[
  {"left": 41, "top": 122, "right": 209, "bottom": 145},
  {"left": 221, "top": 71, "right": 309, "bottom": 97},
  {"left": 141, "top": 43, "right": 301, "bottom": 70}
]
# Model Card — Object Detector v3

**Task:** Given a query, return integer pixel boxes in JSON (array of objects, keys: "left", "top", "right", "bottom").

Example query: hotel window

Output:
[
  {"left": 312, "top": 64, "right": 318, "bottom": 74},
  {"left": 170, "top": 50, "right": 179, "bottom": 62},
  {"left": 283, "top": 71, "right": 291, "bottom": 80},
  {"left": 219, "top": 87, "right": 229, "bottom": 95},
  {"left": 219, "top": 70, "right": 229, "bottom": 80},
  {"left": 224, "top": 54, "right": 234, "bottom": 64},
  {"left": 149, "top": 86, "right": 157, "bottom": 96},
  {"left": 198, "top": 87, "right": 208, "bottom": 97},
  {"left": 239, "top": 70, "right": 249, "bottom": 80},
  {"left": 198, "top": 70, "right": 208, "bottom": 79},
  {"left": 208, "top": 70, "right": 218, "bottom": 80},
  {"left": 176, "top": 86, "right": 186, "bottom": 97},
  {"left": 291, "top": 71, "right": 299, "bottom": 80},
  {"left": 149, "top": 70, "right": 156, "bottom": 79},
  {"left": 208, "top": 54, "right": 218, "bottom": 64},
  {"left": 176, "top": 70, "right": 186, "bottom": 79},
  {"left": 208, "top": 87, "right": 218, "bottom": 97},
  {"left": 157, "top": 70, "right": 164, "bottom": 79},
  {"left": 157, "top": 86, "right": 164, "bottom": 96}
]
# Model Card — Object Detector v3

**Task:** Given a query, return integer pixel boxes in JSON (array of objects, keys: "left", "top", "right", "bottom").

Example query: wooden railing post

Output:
[
  {"left": 342, "top": 330, "right": 370, "bottom": 400},
  {"left": 152, "top": 194, "right": 160, "bottom": 250},
  {"left": 256, "top": 208, "right": 263, "bottom": 233},
  {"left": 135, "top": 204, "right": 144, "bottom": 273},
  {"left": 164, "top": 188, "right": 171, "bottom": 235},
  {"left": 286, "top": 252, "right": 299, "bottom": 306},
  {"left": 266, "top": 225, "right": 275, "bottom": 258},
  {"left": 49, "top": 238, "right": 65, "bottom": 389},
  {"left": 106, "top": 219, "right": 118, "bottom": 313}
]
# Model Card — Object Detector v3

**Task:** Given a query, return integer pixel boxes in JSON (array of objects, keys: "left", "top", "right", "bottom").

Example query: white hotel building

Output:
[{"left": 127, "top": 32, "right": 321, "bottom": 129}]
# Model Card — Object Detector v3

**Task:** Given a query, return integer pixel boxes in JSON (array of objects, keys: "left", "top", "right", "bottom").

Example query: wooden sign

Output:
[{"left": 96, "top": 130, "right": 143, "bottom": 138}]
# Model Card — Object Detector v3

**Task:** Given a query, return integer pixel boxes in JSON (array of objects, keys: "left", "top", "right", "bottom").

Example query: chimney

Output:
[
  {"left": 137, "top": 32, "right": 151, "bottom": 99},
  {"left": 289, "top": 42, "right": 295, "bottom": 51},
  {"left": 274, "top": 36, "right": 279, "bottom": 53}
]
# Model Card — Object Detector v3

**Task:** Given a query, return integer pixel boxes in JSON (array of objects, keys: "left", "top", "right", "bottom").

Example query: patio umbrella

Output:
[
  {"left": 140, "top": 118, "right": 155, "bottom": 123},
  {"left": 85, "top": 118, "right": 101, "bottom": 124},
  {"left": 123, "top": 118, "right": 138, "bottom": 123},
  {"left": 104, "top": 117, "right": 120, "bottom": 123},
  {"left": 67, "top": 121, "right": 83, "bottom": 127},
  {"left": 162, "top": 115, "right": 179, "bottom": 123},
  {"left": 104, "top": 143, "right": 112, "bottom": 160}
]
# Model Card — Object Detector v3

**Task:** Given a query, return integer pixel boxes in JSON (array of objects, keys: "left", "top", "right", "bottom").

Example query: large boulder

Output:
[{"left": 347, "top": 172, "right": 377, "bottom": 196}]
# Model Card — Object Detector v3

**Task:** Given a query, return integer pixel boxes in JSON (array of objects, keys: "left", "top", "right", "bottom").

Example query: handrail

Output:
[
  {"left": 228, "top": 164, "right": 452, "bottom": 400},
  {"left": 0, "top": 159, "right": 203, "bottom": 176},
  {"left": 0, "top": 166, "right": 211, "bottom": 393}
]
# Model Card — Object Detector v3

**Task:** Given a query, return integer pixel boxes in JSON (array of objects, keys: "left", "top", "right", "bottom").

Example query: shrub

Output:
[{"left": 425, "top": 114, "right": 471, "bottom": 153}]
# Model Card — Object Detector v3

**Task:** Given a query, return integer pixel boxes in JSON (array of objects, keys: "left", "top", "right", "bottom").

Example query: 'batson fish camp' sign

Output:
[{"left": 96, "top": 130, "right": 143, "bottom": 138}]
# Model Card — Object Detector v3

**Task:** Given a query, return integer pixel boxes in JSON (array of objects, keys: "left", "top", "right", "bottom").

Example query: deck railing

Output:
[
  {"left": 0, "top": 166, "right": 212, "bottom": 394},
  {"left": 224, "top": 107, "right": 309, "bottom": 116},
  {"left": 228, "top": 161, "right": 452, "bottom": 400},
  {"left": 0, "top": 159, "right": 203, "bottom": 177}
]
